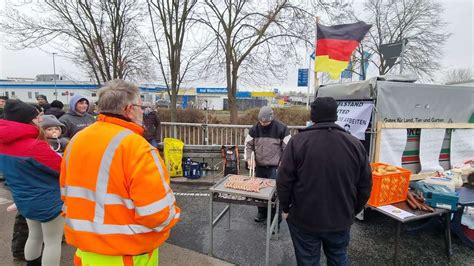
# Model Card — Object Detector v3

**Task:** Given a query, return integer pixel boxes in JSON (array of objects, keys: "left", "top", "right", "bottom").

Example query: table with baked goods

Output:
[
  {"left": 208, "top": 174, "right": 279, "bottom": 266},
  {"left": 367, "top": 163, "right": 455, "bottom": 265}
]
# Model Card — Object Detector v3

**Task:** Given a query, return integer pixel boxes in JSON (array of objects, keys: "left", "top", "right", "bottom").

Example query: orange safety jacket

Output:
[{"left": 60, "top": 114, "right": 180, "bottom": 256}]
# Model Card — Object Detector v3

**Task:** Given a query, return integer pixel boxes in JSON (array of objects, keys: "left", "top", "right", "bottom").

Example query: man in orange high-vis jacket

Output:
[{"left": 60, "top": 79, "right": 180, "bottom": 265}]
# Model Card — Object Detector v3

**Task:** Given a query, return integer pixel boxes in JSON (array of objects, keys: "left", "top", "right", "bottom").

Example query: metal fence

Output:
[{"left": 161, "top": 122, "right": 304, "bottom": 145}]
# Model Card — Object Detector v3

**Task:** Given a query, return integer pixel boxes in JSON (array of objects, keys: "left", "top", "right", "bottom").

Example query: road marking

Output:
[{"left": 174, "top": 192, "right": 210, "bottom": 197}]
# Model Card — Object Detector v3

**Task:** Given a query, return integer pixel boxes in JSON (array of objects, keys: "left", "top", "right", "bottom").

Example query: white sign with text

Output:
[
  {"left": 450, "top": 129, "right": 474, "bottom": 167},
  {"left": 379, "top": 129, "right": 407, "bottom": 167},
  {"left": 419, "top": 129, "right": 445, "bottom": 172},
  {"left": 335, "top": 101, "right": 374, "bottom": 140}
]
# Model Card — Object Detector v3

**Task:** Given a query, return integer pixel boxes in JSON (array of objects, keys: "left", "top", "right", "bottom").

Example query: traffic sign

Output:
[{"left": 298, "top": 68, "right": 309, "bottom": 87}]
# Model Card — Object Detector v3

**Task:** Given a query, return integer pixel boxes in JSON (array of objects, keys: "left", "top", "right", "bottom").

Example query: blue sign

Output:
[
  {"left": 297, "top": 69, "right": 309, "bottom": 87},
  {"left": 196, "top": 87, "right": 228, "bottom": 94},
  {"left": 182, "top": 95, "right": 188, "bottom": 109},
  {"left": 236, "top": 91, "right": 251, "bottom": 98}
]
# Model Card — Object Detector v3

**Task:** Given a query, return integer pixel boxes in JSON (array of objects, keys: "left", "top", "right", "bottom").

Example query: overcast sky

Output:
[{"left": 0, "top": 0, "right": 472, "bottom": 91}]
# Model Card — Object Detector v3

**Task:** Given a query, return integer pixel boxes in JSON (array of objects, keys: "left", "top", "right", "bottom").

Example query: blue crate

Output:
[{"left": 413, "top": 181, "right": 459, "bottom": 210}]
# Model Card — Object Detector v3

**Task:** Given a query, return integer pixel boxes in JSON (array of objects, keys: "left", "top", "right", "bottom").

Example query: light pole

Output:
[
  {"left": 399, "top": 39, "right": 408, "bottom": 75},
  {"left": 52, "top": 52, "right": 57, "bottom": 100}
]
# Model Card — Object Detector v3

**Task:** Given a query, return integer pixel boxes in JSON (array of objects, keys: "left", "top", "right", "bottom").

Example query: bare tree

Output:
[
  {"left": 361, "top": 0, "right": 451, "bottom": 77},
  {"left": 444, "top": 68, "right": 474, "bottom": 84},
  {"left": 196, "top": 0, "right": 312, "bottom": 123},
  {"left": 313, "top": 0, "right": 354, "bottom": 23},
  {"left": 1, "top": 0, "right": 151, "bottom": 84},
  {"left": 146, "top": 0, "right": 204, "bottom": 123}
]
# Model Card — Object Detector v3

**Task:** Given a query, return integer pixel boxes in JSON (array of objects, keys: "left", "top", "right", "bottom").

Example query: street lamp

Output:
[{"left": 52, "top": 52, "right": 57, "bottom": 100}]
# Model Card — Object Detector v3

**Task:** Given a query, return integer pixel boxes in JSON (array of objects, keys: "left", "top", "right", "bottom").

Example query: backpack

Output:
[{"left": 221, "top": 145, "right": 240, "bottom": 176}]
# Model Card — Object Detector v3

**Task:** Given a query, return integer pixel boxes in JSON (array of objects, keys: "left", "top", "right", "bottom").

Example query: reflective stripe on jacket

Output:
[
  {"left": 74, "top": 248, "right": 158, "bottom": 266},
  {"left": 60, "top": 114, "right": 180, "bottom": 256}
]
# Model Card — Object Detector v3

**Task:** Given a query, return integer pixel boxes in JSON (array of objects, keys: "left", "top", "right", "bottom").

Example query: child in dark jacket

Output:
[{"left": 40, "top": 115, "right": 70, "bottom": 154}]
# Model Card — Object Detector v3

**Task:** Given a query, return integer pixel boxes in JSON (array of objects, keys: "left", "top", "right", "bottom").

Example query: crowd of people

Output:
[
  {"left": 1, "top": 80, "right": 372, "bottom": 266},
  {"left": 0, "top": 80, "right": 169, "bottom": 266}
]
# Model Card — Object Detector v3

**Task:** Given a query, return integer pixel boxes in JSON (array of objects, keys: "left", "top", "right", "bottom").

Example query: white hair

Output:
[{"left": 98, "top": 79, "right": 140, "bottom": 114}]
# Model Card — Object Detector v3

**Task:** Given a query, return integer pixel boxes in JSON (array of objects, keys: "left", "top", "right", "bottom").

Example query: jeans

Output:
[{"left": 288, "top": 222, "right": 350, "bottom": 266}]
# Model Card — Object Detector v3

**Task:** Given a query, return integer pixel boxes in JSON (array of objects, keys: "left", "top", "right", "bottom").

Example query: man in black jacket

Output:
[
  {"left": 277, "top": 97, "right": 372, "bottom": 266},
  {"left": 36, "top": 94, "right": 50, "bottom": 111}
]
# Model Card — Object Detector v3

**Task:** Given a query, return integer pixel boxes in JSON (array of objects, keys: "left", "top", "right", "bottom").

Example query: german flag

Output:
[{"left": 315, "top": 21, "right": 372, "bottom": 80}]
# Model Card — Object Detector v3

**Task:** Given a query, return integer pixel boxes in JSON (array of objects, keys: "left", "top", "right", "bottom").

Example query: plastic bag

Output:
[{"left": 163, "top": 138, "right": 184, "bottom": 177}]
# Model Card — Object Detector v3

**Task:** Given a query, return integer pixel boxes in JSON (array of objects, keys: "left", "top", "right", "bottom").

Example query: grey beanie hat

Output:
[
  {"left": 40, "top": 114, "right": 65, "bottom": 130},
  {"left": 258, "top": 106, "right": 273, "bottom": 122}
]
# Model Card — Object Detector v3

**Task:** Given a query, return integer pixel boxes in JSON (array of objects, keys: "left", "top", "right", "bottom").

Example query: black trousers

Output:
[
  {"left": 12, "top": 213, "right": 28, "bottom": 260},
  {"left": 255, "top": 166, "right": 281, "bottom": 221}
]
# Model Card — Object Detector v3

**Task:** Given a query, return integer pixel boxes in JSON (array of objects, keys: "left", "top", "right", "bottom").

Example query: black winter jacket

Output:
[
  {"left": 143, "top": 111, "right": 161, "bottom": 142},
  {"left": 277, "top": 122, "right": 372, "bottom": 232}
]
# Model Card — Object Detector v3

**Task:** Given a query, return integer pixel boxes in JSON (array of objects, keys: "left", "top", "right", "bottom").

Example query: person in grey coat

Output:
[
  {"left": 59, "top": 95, "right": 95, "bottom": 138},
  {"left": 245, "top": 106, "right": 291, "bottom": 223}
]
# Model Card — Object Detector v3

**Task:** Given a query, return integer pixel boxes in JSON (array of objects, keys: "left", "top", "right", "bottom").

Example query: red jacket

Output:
[
  {"left": 0, "top": 120, "right": 61, "bottom": 172},
  {"left": 0, "top": 119, "right": 63, "bottom": 222}
]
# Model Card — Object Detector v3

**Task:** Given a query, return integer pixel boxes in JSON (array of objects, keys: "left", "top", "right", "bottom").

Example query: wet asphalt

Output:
[
  {"left": 1, "top": 182, "right": 473, "bottom": 266},
  {"left": 168, "top": 189, "right": 474, "bottom": 266}
]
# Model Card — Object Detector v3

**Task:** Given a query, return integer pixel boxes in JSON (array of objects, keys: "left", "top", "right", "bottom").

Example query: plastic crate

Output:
[{"left": 367, "top": 163, "right": 412, "bottom": 207}]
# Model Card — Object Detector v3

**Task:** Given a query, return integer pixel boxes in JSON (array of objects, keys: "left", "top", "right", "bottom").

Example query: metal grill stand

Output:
[{"left": 208, "top": 175, "right": 279, "bottom": 266}]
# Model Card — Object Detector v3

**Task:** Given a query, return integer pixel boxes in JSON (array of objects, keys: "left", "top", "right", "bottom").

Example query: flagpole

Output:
[
  {"left": 314, "top": 16, "right": 320, "bottom": 100},
  {"left": 306, "top": 52, "right": 311, "bottom": 110}
]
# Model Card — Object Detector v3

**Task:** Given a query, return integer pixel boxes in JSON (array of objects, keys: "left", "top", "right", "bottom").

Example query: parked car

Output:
[{"left": 156, "top": 99, "right": 171, "bottom": 108}]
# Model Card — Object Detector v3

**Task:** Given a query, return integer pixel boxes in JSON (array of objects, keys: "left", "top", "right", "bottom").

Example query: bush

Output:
[
  {"left": 157, "top": 106, "right": 310, "bottom": 126},
  {"left": 156, "top": 108, "right": 205, "bottom": 123},
  {"left": 238, "top": 106, "right": 310, "bottom": 126}
]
